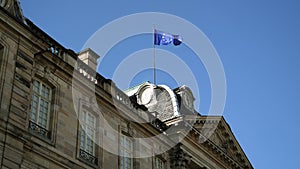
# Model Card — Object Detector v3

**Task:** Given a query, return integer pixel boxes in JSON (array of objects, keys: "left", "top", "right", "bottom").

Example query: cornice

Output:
[{"left": 185, "top": 116, "right": 253, "bottom": 169}]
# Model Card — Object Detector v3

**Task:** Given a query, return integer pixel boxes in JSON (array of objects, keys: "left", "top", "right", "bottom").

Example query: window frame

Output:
[
  {"left": 23, "top": 51, "right": 60, "bottom": 145},
  {"left": 153, "top": 156, "right": 166, "bottom": 169},
  {"left": 79, "top": 110, "right": 97, "bottom": 155},
  {"left": 28, "top": 76, "right": 58, "bottom": 143},
  {"left": 119, "top": 133, "right": 134, "bottom": 169},
  {"left": 77, "top": 103, "right": 100, "bottom": 167},
  {"left": 30, "top": 79, "right": 52, "bottom": 129}
]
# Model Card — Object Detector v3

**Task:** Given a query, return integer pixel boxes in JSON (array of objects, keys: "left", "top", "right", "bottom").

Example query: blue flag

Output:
[{"left": 154, "top": 29, "right": 182, "bottom": 46}]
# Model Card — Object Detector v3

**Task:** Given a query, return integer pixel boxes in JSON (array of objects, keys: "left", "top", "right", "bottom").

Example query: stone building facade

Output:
[{"left": 0, "top": 1, "right": 253, "bottom": 169}]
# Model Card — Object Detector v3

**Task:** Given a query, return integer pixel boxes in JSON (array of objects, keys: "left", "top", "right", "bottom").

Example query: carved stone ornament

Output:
[
  {"left": 169, "top": 144, "right": 191, "bottom": 169},
  {"left": 0, "top": 0, "right": 25, "bottom": 22},
  {"left": 175, "top": 86, "right": 195, "bottom": 112},
  {"left": 0, "top": 0, "right": 14, "bottom": 9},
  {"left": 137, "top": 85, "right": 155, "bottom": 105},
  {"left": 134, "top": 83, "right": 180, "bottom": 121},
  {"left": 182, "top": 92, "right": 193, "bottom": 110}
]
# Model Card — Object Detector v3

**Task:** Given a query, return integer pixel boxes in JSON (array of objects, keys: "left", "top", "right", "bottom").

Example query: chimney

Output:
[{"left": 78, "top": 48, "right": 100, "bottom": 71}]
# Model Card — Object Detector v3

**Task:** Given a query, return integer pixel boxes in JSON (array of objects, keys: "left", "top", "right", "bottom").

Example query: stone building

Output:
[{"left": 0, "top": 1, "right": 253, "bottom": 169}]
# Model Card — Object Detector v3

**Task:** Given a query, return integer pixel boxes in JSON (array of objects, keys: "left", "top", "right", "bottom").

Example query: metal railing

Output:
[
  {"left": 79, "top": 149, "right": 98, "bottom": 165},
  {"left": 29, "top": 121, "right": 50, "bottom": 139}
]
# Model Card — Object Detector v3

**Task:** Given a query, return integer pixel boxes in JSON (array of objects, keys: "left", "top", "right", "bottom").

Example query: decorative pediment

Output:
[
  {"left": 186, "top": 116, "right": 253, "bottom": 169},
  {"left": 0, "top": 0, "right": 25, "bottom": 23},
  {"left": 124, "top": 82, "right": 180, "bottom": 122}
]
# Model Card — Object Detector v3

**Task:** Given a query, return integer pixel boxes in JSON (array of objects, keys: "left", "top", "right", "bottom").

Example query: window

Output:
[
  {"left": 154, "top": 157, "right": 165, "bottom": 169},
  {"left": 80, "top": 111, "right": 96, "bottom": 155},
  {"left": 79, "top": 110, "right": 98, "bottom": 165},
  {"left": 120, "top": 135, "right": 133, "bottom": 169},
  {"left": 29, "top": 79, "right": 52, "bottom": 138}
]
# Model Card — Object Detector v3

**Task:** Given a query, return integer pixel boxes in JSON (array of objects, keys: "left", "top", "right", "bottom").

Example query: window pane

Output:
[
  {"left": 30, "top": 95, "right": 39, "bottom": 122},
  {"left": 31, "top": 80, "right": 51, "bottom": 129},
  {"left": 120, "top": 136, "right": 133, "bottom": 169},
  {"left": 88, "top": 113, "right": 95, "bottom": 127},
  {"left": 87, "top": 137, "right": 94, "bottom": 154},
  {"left": 41, "top": 84, "right": 50, "bottom": 99},
  {"left": 30, "top": 110, "right": 36, "bottom": 121},
  {"left": 80, "top": 127, "right": 86, "bottom": 150},
  {"left": 33, "top": 80, "right": 40, "bottom": 93},
  {"left": 38, "top": 99, "right": 49, "bottom": 128},
  {"left": 33, "top": 94, "right": 38, "bottom": 102},
  {"left": 80, "top": 111, "right": 96, "bottom": 156}
]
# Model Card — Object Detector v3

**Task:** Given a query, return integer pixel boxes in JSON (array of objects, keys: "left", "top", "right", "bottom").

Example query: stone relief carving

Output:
[
  {"left": 0, "top": 0, "right": 14, "bottom": 9},
  {"left": 182, "top": 92, "right": 193, "bottom": 109},
  {"left": 138, "top": 84, "right": 180, "bottom": 121},
  {"left": 137, "top": 85, "right": 155, "bottom": 106},
  {"left": 169, "top": 144, "right": 191, "bottom": 169},
  {"left": 175, "top": 86, "right": 195, "bottom": 112},
  {"left": 0, "top": 0, "right": 25, "bottom": 22}
]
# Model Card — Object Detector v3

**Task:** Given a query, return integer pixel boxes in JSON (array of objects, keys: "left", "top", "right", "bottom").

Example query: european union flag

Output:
[{"left": 154, "top": 29, "right": 182, "bottom": 46}]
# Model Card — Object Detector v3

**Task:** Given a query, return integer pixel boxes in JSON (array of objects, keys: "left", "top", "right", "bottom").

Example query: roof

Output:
[
  {"left": 186, "top": 115, "right": 254, "bottom": 169},
  {"left": 123, "top": 81, "right": 151, "bottom": 96}
]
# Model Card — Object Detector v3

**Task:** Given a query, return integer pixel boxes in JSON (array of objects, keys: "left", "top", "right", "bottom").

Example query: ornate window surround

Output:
[
  {"left": 0, "top": 43, "right": 6, "bottom": 103},
  {"left": 29, "top": 79, "right": 52, "bottom": 139},
  {"left": 0, "top": 39, "right": 14, "bottom": 113},
  {"left": 27, "top": 58, "right": 60, "bottom": 145}
]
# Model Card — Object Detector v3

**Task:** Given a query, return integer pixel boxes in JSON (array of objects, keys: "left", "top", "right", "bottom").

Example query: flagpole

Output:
[{"left": 153, "top": 26, "right": 156, "bottom": 85}]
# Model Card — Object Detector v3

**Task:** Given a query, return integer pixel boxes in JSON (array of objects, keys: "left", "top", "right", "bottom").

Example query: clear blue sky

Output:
[{"left": 21, "top": 0, "right": 300, "bottom": 168}]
